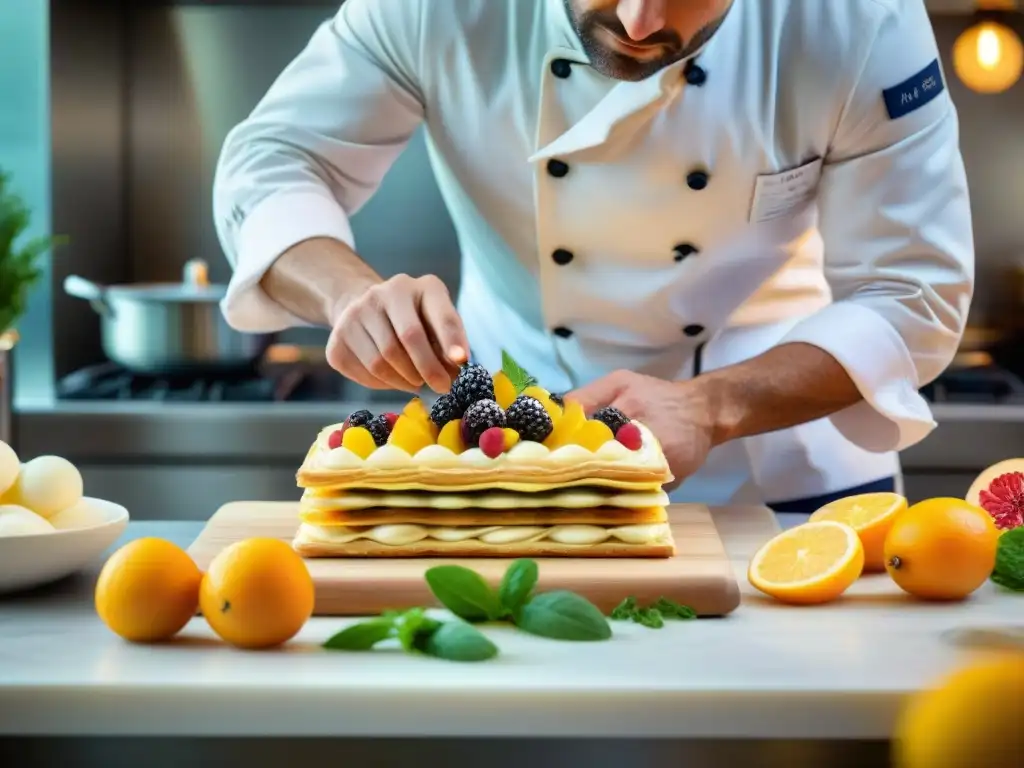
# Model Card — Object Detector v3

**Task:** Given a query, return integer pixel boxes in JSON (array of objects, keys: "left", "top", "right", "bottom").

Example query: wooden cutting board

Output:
[{"left": 187, "top": 502, "right": 741, "bottom": 617}]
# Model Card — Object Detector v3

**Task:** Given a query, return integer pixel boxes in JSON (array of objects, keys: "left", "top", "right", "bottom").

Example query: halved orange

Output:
[
  {"left": 809, "top": 492, "right": 908, "bottom": 572},
  {"left": 748, "top": 521, "right": 865, "bottom": 605}
]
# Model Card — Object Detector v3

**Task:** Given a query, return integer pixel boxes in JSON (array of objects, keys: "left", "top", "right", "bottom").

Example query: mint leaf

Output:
[
  {"left": 323, "top": 619, "right": 395, "bottom": 650},
  {"left": 652, "top": 597, "right": 697, "bottom": 620},
  {"left": 416, "top": 621, "right": 499, "bottom": 662},
  {"left": 395, "top": 608, "right": 443, "bottom": 651},
  {"left": 991, "top": 527, "right": 1024, "bottom": 592},
  {"left": 609, "top": 597, "right": 638, "bottom": 621},
  {"left": 515, "top": 590, "right": 612, "bottom": 641},
  {"left": 501, "top": 349, "right": 537, "bottom": 394},
  {"left": 635, "top": 607, "right": 664, "bottom": 629},
  {"left": 499, "top": 559, "right": 538, "bottom": 614},
  {"left": 425, "top": 565, "right": 506, "bottom": 622}
]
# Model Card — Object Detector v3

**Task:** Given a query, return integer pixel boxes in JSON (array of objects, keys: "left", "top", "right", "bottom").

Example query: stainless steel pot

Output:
[{"left": 63, "top": 260, "right": 274, "bottom": 375}]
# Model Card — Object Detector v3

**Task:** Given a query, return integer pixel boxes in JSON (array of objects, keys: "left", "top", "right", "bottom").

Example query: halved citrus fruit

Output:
[
  {"left": 809, "top": 492, "right": 907, "bottom": 572},
  {"left": 748, "top": 521, "right": 865, "bottom": 605}
]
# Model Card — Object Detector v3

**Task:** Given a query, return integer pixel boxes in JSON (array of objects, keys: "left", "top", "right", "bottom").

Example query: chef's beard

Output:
[{"left": 564, "top": 1, "right": 727, "bottom": 81}]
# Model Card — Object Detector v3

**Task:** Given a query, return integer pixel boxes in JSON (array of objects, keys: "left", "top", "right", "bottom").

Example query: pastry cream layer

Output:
[
  {"left": 300, "top": 487, "right": 670, "bottom": 511},
  {"left": 295, "top": 522, "right": 671, "bottom": 547},
  {"left": 310, "top": 422, "right": 664, "bottom": 472},
  {"left": 299, "top": 506, "right": 667, "bottom": 527}
]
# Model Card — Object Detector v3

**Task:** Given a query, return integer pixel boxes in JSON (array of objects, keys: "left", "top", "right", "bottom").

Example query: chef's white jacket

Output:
[{"left": 213, "top": 0, "right": 974, "bottom": 506}]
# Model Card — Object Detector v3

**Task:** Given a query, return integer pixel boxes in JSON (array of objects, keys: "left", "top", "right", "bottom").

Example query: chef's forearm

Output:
[
  {"left": 259, "top": 237, "right": 382, "bottom": 326},
  {"left": 696, "top": 342, "right": 863, "bottom": 447}
]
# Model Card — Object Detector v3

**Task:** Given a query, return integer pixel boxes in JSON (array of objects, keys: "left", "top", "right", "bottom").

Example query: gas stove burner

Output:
[
  {"left": 57, "top": 362, "right": 311, "bottom": 402},
  {"left": 922, "top": 365, "right": 1024, "bottom": 405}
]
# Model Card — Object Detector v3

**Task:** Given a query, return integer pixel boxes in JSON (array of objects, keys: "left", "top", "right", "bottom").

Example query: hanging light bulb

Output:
[{"left": 953, "top": 9, "right": 1024, "bottom": 94}]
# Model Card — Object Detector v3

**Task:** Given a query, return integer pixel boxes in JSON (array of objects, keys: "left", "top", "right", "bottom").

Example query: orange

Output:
[
  {"left": 884, "top": 498, "right": 999, "bottom": 601},
  {"left": 95, "top": 538, "right": 202, "bottom": 643},
  {"left": 809, "top": 492, "right": 908, "bottom": 572},
  {"left": 199, "top": 537, "right": 314, "bottom": 649},
  {"left": 893, "top": 652, "right": 1024, "bottom": 768},
  {"left": 747, "top": 521, "right": 864, "bottom": 605}
]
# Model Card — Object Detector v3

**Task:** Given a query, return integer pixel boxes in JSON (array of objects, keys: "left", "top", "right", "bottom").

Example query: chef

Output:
[{"left": 213, "top": 0, "right": 974, "bottom": 513}]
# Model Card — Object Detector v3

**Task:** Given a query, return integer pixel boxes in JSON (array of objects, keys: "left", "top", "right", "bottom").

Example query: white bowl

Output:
[{"left": 0, "top": 497, "right": 129, "bottom": 595}]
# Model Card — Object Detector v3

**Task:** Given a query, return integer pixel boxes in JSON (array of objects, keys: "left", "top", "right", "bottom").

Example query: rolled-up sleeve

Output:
[
  {"left": 782, "top": 0, "right": 974, "bottom": 452},
  {"left": 213, "top": 0, "right": 426, "bottom": 332}
]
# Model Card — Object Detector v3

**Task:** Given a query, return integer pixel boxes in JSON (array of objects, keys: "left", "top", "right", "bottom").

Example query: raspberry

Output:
[
  {"left": 430, "top": 393, "right": 463, "bottom": 428},
  {"left": 615, "top": 422, "right": 643, "bottom": 451},
  {"left": 343, "top": 410, "right": 374, "bottom": 431},
  {"left": 451, "top": 363, "right": 495, "bottom": 411},
  {"left": 592, "top": 406, "right": 630, "bottom": 434},
  {"left": 461, "top": 399, "right": 506, "bottom": 447},
  {"left": 506, "top": 396, "right": 553, "bottom": 443},
  {"left": 381, "top": 412, "right": 400, "bottom": 429},
  {"left": 327, "top": 429, "right": 344, "bottom": 450},
  {"left": 479, "top": 427, "right": 507, "bottom": 459},
  {"left": 367, "top": 415, "right": 392, "bottom": 447}
]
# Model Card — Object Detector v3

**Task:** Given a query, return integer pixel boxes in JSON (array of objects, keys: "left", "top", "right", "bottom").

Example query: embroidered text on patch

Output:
[{"left": 882, "top": 59, "right": 945, "bottom": 120}]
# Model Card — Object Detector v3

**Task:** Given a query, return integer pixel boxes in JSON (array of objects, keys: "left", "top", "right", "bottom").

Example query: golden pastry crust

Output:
[
  {"left": 299, "top": 506, "right": 668, "bottom": 527},
  {"left": 293, "top": 536, "right": 676, "bottom": 559},
  {"left": 296, "top": 463, "right": 669, "bottom": 492}
]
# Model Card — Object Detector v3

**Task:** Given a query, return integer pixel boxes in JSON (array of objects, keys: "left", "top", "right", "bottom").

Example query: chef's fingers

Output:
[
  {"left": 360, "top": 309, "right": 426, "bottom": 392},
  {"left": 325, "top": 334, "right": 395, "bottom": 391},
  {"left": 417, "top": 277, "right": 470, "bottom": 368},
  {"left": 568, "top": 373, "right": 629, "bottom": 413},
  {"left": 382, "top": 291, "right": 454, "bottom": 394},
  {"left": 344, "top": 323, "right": 419, "bottom": 392}
]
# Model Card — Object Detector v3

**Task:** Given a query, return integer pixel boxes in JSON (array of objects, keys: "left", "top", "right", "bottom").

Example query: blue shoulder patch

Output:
[{"left": 883, "top": 59, "right": 945, "bottom": 120}]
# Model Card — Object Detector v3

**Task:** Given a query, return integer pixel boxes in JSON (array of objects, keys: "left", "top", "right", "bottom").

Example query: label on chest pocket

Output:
[{"left": 748, "top": 157, "right": 823, "bottom": 224}]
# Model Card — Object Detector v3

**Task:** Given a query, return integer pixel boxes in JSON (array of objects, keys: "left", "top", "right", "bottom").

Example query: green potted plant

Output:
[{"left": 0, "top": 169, "right": 66, "bottom": 437}]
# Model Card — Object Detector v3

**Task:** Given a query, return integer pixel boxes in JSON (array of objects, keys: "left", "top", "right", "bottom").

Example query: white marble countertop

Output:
[{"left": 0, "top": 511, "right": 1020, "bottom": 740}]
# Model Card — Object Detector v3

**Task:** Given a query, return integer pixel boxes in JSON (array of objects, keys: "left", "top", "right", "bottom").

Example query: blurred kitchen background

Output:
[{"left": 1, "top": 0, "right": 1022, "bottom": 519}]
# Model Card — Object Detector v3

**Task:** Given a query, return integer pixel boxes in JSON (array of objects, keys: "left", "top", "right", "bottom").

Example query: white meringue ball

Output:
[
  {"left": 48, "top": 498, "right": 106, "bottom": 530},
  {"left": 0, "top": 504, "right": 54, "bottom": 537},
  {"left": 0, "top": 441, "right": 20, "bottom": 496},
  {"left": 9, "top": 455, "right": 84, "bottom": 519}
]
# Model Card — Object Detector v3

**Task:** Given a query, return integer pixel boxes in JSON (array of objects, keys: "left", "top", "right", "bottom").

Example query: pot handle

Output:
[{"left": 64, "top": 275, "right": 114, "bottom": 317}]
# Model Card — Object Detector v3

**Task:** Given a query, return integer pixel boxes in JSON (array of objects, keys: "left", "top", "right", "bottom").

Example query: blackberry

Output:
[
  {"left": 451, "top": 363, "right": 495, "bottom": 411},
  {"left": 430, "top": 393, "right": 463, "bottom": 428},
  {"left": 461, "top": 399, "right": 506, "bottom": 447},
  {"left": 345, "top": 409, "right": 374, "bottom": 429},
  {"left": 367, "top": 415, "right": 392, "bottom": 447},
  {"left": 549, "top": 392, "right": 565, "bottom": 409},
  {"left": 506, "top": 396, "right": 553, "bottom": 443},
  {"left": 592, "top": 406, "right": 630, "bottom": 434}
]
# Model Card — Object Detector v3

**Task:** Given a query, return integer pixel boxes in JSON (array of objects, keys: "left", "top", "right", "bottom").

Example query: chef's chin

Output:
[{"left": 584, "top": 44, "right": 681, "bottom": 82}]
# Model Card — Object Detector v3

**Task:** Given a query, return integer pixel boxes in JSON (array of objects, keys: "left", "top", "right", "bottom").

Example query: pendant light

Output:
[{"left": 952, "top": 2, "right": 1023, "bottom": 94}]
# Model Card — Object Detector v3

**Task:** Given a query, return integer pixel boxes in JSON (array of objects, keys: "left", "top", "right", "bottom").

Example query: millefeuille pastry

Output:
[{"left": 293, "top": 353, "right": 675, "bottom": 558}]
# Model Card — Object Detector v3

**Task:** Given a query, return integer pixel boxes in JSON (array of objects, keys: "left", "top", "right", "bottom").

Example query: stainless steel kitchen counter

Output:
[{"left": 14, "top": 401, "right": 1024, "bottom": 469}]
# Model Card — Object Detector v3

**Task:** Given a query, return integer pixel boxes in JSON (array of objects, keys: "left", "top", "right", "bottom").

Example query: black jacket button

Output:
[
  {"left": 551, "top": 59, "right": 572, "bottom": 79},
  {"left": 683, "top": 324, "right": 706, "bottom": 338},
  {"left": 552, "top": 249, "right": 574, "bottom": 265},
  {"left": 673, "top": 243, "right": 700, "bottom": 262},
  {"left": 686, "top": 170, "right": 709, "bottom": 190},
  {"left": 547, "top": 159, "right": 570, "bottom": 178},
  {"left": 684, "top": 61, "right": 707, "bottom": 86},
  {"left": 553, "top": 326, "right": 574, "bottom": 339}
]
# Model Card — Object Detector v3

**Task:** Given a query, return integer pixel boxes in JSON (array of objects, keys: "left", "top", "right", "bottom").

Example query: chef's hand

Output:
[
  {"left": 326, "top": 274, "right": 469, "bottom": 394},
  {"left": 569, "top": 370, "right": 716, "bottom": 490}
]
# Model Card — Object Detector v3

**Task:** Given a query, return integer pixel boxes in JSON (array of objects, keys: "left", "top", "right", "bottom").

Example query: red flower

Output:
[{"left": 978, "top": 472, "right": 1024, "bottom": 531}]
